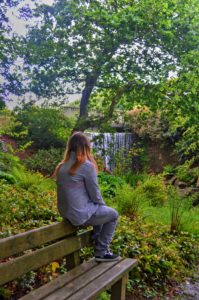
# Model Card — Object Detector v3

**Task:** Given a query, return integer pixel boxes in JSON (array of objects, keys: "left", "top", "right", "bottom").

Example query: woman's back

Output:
[{"left": 56, "top": 152, "right": 102, "bottom": 225}]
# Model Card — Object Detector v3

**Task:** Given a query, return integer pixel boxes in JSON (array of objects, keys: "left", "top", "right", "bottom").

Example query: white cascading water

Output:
[{"left": 86, "top": 132, "right": 134, "bottom": 171}]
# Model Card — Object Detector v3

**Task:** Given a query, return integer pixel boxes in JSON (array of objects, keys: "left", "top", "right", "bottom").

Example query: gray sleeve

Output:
[{"left": 83, "top": 163, "right": 105, "bottom": 205}]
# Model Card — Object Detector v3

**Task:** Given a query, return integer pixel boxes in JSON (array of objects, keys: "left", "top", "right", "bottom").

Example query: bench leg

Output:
[
  {"left": 72, "top": 251, "right": 81, "bottom": 267},
  {"left": 111, "top": 273, "right": 128, "bottom": 300}
]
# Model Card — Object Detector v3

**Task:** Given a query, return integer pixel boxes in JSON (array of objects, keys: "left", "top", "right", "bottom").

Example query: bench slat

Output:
[
  {"left": 0, "top": 230, "right": 92, "bottom": 285},
  {"left": 68, "top": 258, "right": 137, "bottom": 300},
  {"left": 0, "top": 220, "right": 76, "bottom": 260},
  {"left": 20, "top": 259, "right": 98, "bottom": 300},
  {"left": 43, "top": 258, "right": 124, "bottom": 300}
]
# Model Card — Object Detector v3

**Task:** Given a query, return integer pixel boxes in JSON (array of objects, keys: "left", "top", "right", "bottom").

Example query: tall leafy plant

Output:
[{"left": 15, "top": 105, "right": 75, "bottom": 148}]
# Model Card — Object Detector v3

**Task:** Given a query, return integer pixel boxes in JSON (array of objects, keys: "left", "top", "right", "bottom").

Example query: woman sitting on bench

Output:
[{"left": 53, "top": 132, "right": 119, "bottom": 262}]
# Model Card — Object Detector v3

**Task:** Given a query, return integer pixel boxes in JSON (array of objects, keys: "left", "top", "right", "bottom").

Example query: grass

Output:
[{"left": 141, "top": 205, "right": 199, "bottom": 235}]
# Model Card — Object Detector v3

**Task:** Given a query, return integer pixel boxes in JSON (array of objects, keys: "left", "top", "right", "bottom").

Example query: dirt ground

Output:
[
  {"left": 126, "top": 265, "right": 199, "bottom": 299},
  {"left": 175, "top": 265, "right": 199, "bottom": 300}
]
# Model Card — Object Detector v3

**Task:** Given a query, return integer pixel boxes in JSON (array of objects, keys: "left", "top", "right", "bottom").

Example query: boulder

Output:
[{"left": 174, "top": 179, "right": 188, "bottom": 189}]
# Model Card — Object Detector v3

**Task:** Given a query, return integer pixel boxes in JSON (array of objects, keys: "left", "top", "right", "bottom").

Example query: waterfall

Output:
[
  {"left": 0, "top": 140, "right": 7, "bottom": 152},
  {"left": 86, "top": 132, "right": 134, "bottom": 171}
]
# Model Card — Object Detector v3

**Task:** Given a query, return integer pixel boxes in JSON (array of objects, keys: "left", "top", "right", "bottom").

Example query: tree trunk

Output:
[
  {"left": 79, "top": 75, "right": 99, "bottom": 118},
  {"left": 72, "top": 74, "right": 99, "bottom": 132},
  {"left": 73, "top": 81, "right": 134, "bottom": 133}
]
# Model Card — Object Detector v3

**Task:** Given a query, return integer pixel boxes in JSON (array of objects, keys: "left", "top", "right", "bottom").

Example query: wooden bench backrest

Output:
[{"left": 0, "top": 220, "right": 92, "bottom": 286}]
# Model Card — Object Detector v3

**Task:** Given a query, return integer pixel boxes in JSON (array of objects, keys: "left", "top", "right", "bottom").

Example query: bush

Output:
[
  {"left": 175, "top": 124, "right": 199, "bottom": 162},
  {"left": 0, "top": 108, "right": 28, "bottom": 139},
  {"left": 24, "top": 147, "right": 64, "bottom": 176},
  {"left": 112, "top": 216, "right": 198, "bottom": 298},
  {"left": 120, "top": 175, "right": 167, "bottom": 210},
  {"left": 175, "top": 159, "right": 199, "bottom": 184},
  {"left": 11, "top": 167, "right": 56, "bottom": 191},
  {"left": 98, "top": 172, "right": 125, "bottom": 200},
  {"left": 0, "top": 180, "right": 59, "bottom": 236},
  {"left": 0, "top": 151, "right": 21, "bottom": 172},
  {"left": 15, "top": 106, "right": 75, "bottom": 149},
  {"left": 124, "top": 172, "right": 149, "bottom": 187},
  {"left": 139, "top": 175, "right": 168, "bottom": 207},
  {"left": 167, "top": 186, "right": 193, "bottom": 233},
  {"left": 0, "top": 151, "right": 55, "bottom": 191},
  {"left": 115, "top": 183, "right": 140, "bottom": 217},
  {"left": 0, "top": 171, "right": 15, "bottom": 183},
  {"left": 113, "top": 145, "right": 145, "bottom": 175},
  {"left": 126, "top": 106, "right": 168, "bottom": 141},
  {"left": 99, "top": 174, "right": 167, "bottom": 215},
  {"left": 80, "top": 216, "right": 199, "bottom": 299}
]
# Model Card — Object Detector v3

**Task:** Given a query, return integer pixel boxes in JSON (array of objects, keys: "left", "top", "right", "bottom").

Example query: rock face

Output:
[
  {"left": 174, "top": 179, "right": 188, "bottom": 189},
  {"left": 165, "top": 174, "right": 199, "bottom": 206},
  {"left": 146, "top": 141, "right": 178, "bottom": 173},
  {"left": 196, "top": 177, "right": 199, "bottom": 188}
]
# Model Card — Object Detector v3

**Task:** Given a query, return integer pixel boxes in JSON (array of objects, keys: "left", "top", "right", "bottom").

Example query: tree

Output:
[
  {"left": 22, "top": 0, "right": 199, "bottom": 129},
  {"left": 0, "top": 0, "right": 32, "bottom": 102},
  {"left": 15, "top": 105, "right": 74, "bottom": 148}
]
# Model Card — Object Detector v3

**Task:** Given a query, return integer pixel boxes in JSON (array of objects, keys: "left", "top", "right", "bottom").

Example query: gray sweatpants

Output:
[{"left": 84, "top": 205, "right": 118, "bottom": 256}]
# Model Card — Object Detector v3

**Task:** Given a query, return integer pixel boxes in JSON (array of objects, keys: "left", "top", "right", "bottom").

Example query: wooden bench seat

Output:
[{"left": 0, "top": 220, "right": 137, "bottom": 300}]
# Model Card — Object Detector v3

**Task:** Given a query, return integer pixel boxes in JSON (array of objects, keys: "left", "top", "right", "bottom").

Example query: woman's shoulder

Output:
[{"left": 80, "top": 159, "right": 95, "bottom": 171}]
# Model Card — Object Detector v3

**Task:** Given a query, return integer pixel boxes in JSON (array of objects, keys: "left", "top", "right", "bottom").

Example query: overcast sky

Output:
[
  {"left": 5, "top": 0, "right": 81, "bottom": 109},
  {"left": 7, "top": 0, "right": 54, "bottom": 35}
]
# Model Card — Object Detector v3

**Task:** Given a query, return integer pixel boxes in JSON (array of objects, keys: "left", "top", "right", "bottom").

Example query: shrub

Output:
[
  {"left": 112, "top": 216, "right": 198, "bottom": 298},
  {"left": 175, "top": 124, "right": 199, "bottom": 162},
  {"left": 162, "top": 165, "right": 175, "bottom": 178},
  {"left": 0, "top": 180, "right": 59, "bottom": 236},
  {"left": 115, "top": 183, "right": 140, "bottom": 217},
  {"left": 99, "top": 174, "right": 167, "bottom": 215},
  {"left": 80, "top": 216, "right": 199, "bottom": 299},
  {"left": 15, "top": 106, "right": 75, "bottom": 149},
  {"left": 139, "top": 175, "right": 168, "bottom": 207},
  {"left": 98, "top": 172, "right": 125, "bottom": 200},
  {"left": 175, "top": 158, "right": 198, "bottom": 184},
  {"left": 24, "top": 147, "right": 64, "bottom": 176},
  {"left": 0, "top": 171, "right": 15, "bottom": 183},
  {"left": 126, "top": 106, "right": 168, "bottom": 141},
  {"left": 167, "top": 186, "right": 192, "bottom": 233},
  {"left": 0, "top": 151, "right": 55, "bottom": 191},
  {"left": 112, "top": 143, "right": 147, "bottom": 176},
  {"left": 0, "top": 151, "right": 21, "bottom": 172},
  {"left": 11, "top": 167, "right": 56, "bottom": 191},
  {"left": 124, "top": 172, "right": 149, "bottom": 188},
  {"left": 0, "top": 108, "right": 28, "bottom": 139}
]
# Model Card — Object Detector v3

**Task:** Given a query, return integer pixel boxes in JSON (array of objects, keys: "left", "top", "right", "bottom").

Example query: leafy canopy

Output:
[{"left": 23, "top": 0, "right": 199, "bottom": 119}]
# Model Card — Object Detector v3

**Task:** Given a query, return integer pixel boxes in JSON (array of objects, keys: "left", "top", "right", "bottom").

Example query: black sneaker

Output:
[{"left": 95, "top": 252, "right": 120, "bottom": 262}]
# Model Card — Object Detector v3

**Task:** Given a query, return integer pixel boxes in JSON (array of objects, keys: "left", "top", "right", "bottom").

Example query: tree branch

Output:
[{"left": 73, "top": 81, "right": 135, "bottom": 131}]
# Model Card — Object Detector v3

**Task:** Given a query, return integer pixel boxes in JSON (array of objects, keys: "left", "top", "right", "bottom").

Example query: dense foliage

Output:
[
  {"left": 14, "top": 105, "right": 74, "bottom": 148},
  {"left": 0, "top": 150, "right": 198, "bottom": 299},
  {"left": 3, "top": 0, "right": 193, "bottom": 129},
  {"left": 24, "top": 147, "right": 64, "bottom": 176},
  {"left": 1, "top": 0, "right": 198, "bottom": 298}
]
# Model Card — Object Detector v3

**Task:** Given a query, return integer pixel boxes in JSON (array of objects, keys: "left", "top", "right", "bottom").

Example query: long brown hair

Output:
[{"left": 53, "top": 132, "right": 98, "bottom": 177}]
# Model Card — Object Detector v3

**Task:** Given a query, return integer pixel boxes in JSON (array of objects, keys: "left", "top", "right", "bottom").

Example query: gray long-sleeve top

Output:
[{"left": 56, "top": 152, "right": 105, "bottom": 226}]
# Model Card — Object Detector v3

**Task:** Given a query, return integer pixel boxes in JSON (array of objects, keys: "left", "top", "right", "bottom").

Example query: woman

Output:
[{"left": 53, "top": 132, "right": 119, "bottom": 262}]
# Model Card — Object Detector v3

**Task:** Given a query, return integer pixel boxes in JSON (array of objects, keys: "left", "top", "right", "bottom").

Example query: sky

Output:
[
  {"left": 7, "top": 0, "right": 54, "bottom": 36},
  {"left": 5, "top": 0, "right": 81, "bottom": 109}
]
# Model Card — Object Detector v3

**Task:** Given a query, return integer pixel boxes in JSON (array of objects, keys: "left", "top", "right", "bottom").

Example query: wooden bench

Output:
[{"left": 0, "top": 220, "right": 137, "bottom": 300}]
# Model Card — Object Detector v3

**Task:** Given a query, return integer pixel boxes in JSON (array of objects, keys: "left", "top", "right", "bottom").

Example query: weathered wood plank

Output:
[
  {"left": 0, "top": 230, "right": 92, "bottom": 285},
  {"left": 111, "top": 273, "right": 128, "bottom": 300},
  {"left": 71, "top": 251, "right": 81, "bottom": 268},
  {"left": 20, "top": 259, "right": 98, "bottom": 300},
  {"left": 67, "top": 258, "right": 137, "bottom": 300},
  {"left": 43, "top": 258, "right": 124, "bottom": 300},
  {"left": 0, "top": 220, "right": 76, "bottom": 260}
]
